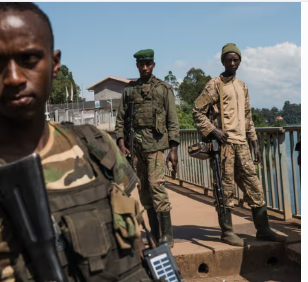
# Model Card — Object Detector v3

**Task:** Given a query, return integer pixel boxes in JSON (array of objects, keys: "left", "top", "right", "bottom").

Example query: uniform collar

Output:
[
  {"left": 139, "top": 74, "right": 155, "bottom": 85},
  {"left": 220, "top": 73, "right": 236, "bottom": 84}
]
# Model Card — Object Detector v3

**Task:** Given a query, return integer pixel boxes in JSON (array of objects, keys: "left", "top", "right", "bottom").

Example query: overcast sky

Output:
[{"left": 37, "top": 2, "right": 301, "bottom": 109}]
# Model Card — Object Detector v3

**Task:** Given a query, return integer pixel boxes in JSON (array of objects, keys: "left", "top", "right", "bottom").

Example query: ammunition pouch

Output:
[{"left": 110, "top": 183, "right": 141, "bottom": 249}]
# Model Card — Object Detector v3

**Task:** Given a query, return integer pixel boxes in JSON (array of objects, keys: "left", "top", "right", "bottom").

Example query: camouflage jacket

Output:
[
  {"left": 193, "top": 75, "right": 258, "bottom": 144},
  {"left": 0, "top": 123, "right": 145, "bottom": 281},
  {"left": 115, "top": 75, "right": 180, "bottom": 153}
]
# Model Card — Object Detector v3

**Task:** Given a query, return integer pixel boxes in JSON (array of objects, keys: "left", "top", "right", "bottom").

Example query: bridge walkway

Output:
[{"left": 131, "top": 177, "right": 301, "bottom": 281}]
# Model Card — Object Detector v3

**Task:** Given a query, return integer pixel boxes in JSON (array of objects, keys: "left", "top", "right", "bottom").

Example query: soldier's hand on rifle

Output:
[
  {"left": 118, "top": 138, "right": 131, "bottom": 157},
  {"left": 211, "top": 128, "right": 229, "bottom": 144}
]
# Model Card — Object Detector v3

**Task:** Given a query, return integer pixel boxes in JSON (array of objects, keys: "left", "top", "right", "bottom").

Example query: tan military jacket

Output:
[{"left": 193, "top": 75, "right": 257, "bottom": 144}]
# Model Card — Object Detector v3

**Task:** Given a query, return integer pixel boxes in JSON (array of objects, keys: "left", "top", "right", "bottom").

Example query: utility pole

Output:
[{"left": 107, "top": 98, "right": 113, "bottom": 130}]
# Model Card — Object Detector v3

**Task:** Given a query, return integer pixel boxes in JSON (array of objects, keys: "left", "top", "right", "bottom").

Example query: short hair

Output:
[{"left": 0, "top": 2, "right": 54, "bottom": 51}]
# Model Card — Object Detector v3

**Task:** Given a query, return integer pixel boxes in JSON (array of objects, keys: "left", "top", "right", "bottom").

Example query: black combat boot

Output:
[
  {"left": 147, "top": 207, "right": 161, "bottom": 243},
  {"left": 160, "top": 211, "right": 174, "bottom": 248},
  {"left": 252, "top": 205, "right": 287, "bottom": 242},
  {"left": 218, "top": 208, "right": 246, "bottom": 247}
]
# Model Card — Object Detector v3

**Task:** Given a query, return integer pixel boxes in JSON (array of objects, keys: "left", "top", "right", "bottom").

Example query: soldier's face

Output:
[
  {"left": 136, "top": 61, "right": 155, "bottom": 79},
  {"left": 223, "top": 53, "right": 241, "bottom": 75},
  {"left": 0, "top": 11, "right": 61, "bottom": 122}
]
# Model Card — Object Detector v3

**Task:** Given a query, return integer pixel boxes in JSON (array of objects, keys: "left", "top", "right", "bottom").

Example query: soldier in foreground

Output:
[
  {"left": 193, "top": 43, "right": 287, "bottom": 246},
  {"left": 115, "top": 49, "right": 180, "bottom": 248},
  {"left": 0, "top": 3, "right": 161, "bottom": 281}
]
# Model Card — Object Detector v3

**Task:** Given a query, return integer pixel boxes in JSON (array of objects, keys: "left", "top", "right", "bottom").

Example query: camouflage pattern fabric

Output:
[
  {"left": 40, "top": 122, "right": 137, "bottom": 191},
  {"left": 135, "top": 144, "right": 171, "bottom": 212},
  {"left": 39, "top": 122, "right": 96, "bottom": 189},
  {"left": 0, "top": 122, "right": 140, "bottom": 281},
  {"left": 214, "top": 142, "right": 265, "bottom": 208},
  {"left": 193, "top": 75, "right": 257, "bottom": 143}
]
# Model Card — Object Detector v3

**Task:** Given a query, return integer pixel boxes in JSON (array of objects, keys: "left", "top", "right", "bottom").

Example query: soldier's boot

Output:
[
  {"left": 218, "top": 208, "right": 246, "bottom": 247},
  {"left": 147, "top": 207, "right": 161, "bottom": 243},
  {"left": 160, "top": 211, "right": 174, "bottom": 249},
  {"left": 252, "top": 205, "right": 287, "bottom": 242}
]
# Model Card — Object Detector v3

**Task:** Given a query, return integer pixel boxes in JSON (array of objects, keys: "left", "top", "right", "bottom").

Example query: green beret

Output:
[
  {"left": 221, "top": 43, "right": 241, "bottom": 64},
  {"left": 134, "top": 49, "right": 154, "bottom": 61}
]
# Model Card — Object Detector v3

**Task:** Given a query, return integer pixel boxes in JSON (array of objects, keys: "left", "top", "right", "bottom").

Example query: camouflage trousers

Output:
[
  {"left": 214, "top": 142, "right": 265, "bottom": 208},
  {"left": 134, "top": 146, "right": 171, "bottom": 212}
]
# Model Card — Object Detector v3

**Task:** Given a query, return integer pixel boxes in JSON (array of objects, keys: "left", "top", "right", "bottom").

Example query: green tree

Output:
[
  {"left": 177, "top": 68, "right": 211, "bottom": 105},
  {"left": 252, "top": 113, "right": 267, "bottom": 127},
  {"left": 164, "top": 71, "right": 179, "bottom": 93},
  {"left": 176, "top": 103, "right": 196, "bottom": 129},
  {"left": 50, "top": 65, "right": 82, "bottom": 104},
  {"left": 272, "top": 120, "right": 286, "bottom": 127},
  {"left": 281, "top": 101, "right": 301, "bottom": 125},
  {"left": 251, "top": 102, "right": 301, "bottom": 126}
]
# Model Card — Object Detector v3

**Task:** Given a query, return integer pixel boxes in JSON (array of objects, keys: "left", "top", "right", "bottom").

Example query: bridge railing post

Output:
[
  {"left": 278, "top": 131, "right": 293, "bottom": 221},
  {"left": 65, "top": 108, "right": 69, "bottom": 121},
  {"left": 55, "top": 109, "right": 59, "bottom": 122}
]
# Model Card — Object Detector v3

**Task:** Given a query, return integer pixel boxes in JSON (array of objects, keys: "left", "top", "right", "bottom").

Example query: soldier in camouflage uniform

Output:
[
  {"left": 0, "top": 3, "right": 161, "bottom": 281},
  {"left": 115, "top": 49, "right": 180, "bottom": 248},
  {"left": 193, "top": 43, "right": 287, "bottom": 246}
]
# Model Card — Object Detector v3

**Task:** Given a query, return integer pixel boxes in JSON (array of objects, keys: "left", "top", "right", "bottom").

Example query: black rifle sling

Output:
[{"left": 64, "top": 123, "right": 115, "bottom": 181}]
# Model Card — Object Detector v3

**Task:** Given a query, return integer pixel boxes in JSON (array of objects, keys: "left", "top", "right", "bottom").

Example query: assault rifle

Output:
[
  {"left": 126, "top": 101, "right": 135, "bottom": 168},
  {"left": 0, "top": 154, "right": 67, "bottom": 282},
  {"left": 210, "top": 139, "right": 227, "bottom": 218}
]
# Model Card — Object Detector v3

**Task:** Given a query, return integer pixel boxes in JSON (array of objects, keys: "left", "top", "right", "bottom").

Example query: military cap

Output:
[
  {"left": 134, "top": 49, "right": 154, "bottom": 61},
  {"left": 221, "top": 43, "right": 242, "bottom": 63}
]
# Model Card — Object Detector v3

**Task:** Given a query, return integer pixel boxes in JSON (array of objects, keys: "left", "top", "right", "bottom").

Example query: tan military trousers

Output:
[
  {"left": 219, "top": 142, "right": 265, "bottom": 208},
  {"left": 135, "top": 147, "right": 171, "bottom": 212}
]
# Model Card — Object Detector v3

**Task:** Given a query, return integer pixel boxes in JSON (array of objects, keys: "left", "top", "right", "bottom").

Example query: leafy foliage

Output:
[
  {"left": 281, "top": 101, "right": 301, "bottom": 125},
  {"left": 50, "top": 65, "right": 83, "bottom": 104},
  {"left": 176, "top": 103, "right": 196, "bottom": 129},
  {"left": 252, "top": 113, "right": 267, "bottom": 127},
  {"left": 177, "top": 68, "right": 211, "bottom": 105},
  {"left": 272, "top": 120, "right": 286, "bottom": 127},
  {"left": 164, "top": 71, "right": 179, "bottom": 93},
  {"left": 252, "top": 101, "right": 300, "bottom": 126}
]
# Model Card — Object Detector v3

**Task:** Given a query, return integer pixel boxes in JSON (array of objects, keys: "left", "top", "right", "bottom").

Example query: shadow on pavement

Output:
[
  {"left": 166, "top": 182, "right": 301, "bottom": 242},
  {"left": 165, "top": 181, "right": 301, "bottom": 281}
]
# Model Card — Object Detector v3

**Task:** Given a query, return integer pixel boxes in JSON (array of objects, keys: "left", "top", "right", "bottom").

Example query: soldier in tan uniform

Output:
[
  {"left": 115, "top": 49, "right": 180, "bottom": 248},
  {"left": 193, "top": 43, "right": 286, "bottom": 246},
  {"left": 0, "top": 3, "right": 161, "bottom": 281}
]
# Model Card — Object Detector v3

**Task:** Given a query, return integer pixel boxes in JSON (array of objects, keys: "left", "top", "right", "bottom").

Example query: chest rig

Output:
[
  {"left": 17, "top": 124, "right": 152, "bottom": 282},
  {"left": 125, "top": 77, "right": 167, "bottom": 134}
]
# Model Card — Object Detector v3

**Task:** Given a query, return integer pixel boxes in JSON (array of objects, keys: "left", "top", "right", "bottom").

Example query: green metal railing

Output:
[{"left": 164, "top": 127, "right": 301, "bottom": 221}]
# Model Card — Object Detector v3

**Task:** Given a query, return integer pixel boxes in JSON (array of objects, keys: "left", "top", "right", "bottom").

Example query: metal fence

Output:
[
  {"left": 164, "top": 127, "right": 301, "bottom": 221},
  {"left": 50, "top": 108, "right": 117, "bottom": 130}
]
